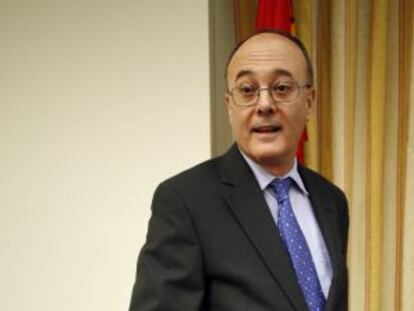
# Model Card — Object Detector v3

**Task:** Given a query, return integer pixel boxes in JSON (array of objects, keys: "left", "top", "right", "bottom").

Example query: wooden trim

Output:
[
  {"left": 344, "top": 3, "right": 357, "bottom": 308},
  {"left": 365, "top": 0, "right": 374, "bottom": 309},
  {"left": 395, "top": 0, "right": 413, "bottom": 309},
  {"left": 294, "top": 0, "right": 319, "bottom": 171},
  {"left": 233, "top": 0, "right": 257, "bottom": 44},
  {"left": 344, "top": 0, "right": 357, "bottom": 205},
  {"left": 366, "top": 0, "right": 389, "bottom": 309},
  {"left": 316, "top": 0, "right": 333, "bottom": 180}
]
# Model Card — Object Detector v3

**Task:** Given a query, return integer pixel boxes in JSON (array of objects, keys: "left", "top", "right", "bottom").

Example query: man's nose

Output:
[{"left": 256, "top": 88, "right": 275, "bottom": 114}]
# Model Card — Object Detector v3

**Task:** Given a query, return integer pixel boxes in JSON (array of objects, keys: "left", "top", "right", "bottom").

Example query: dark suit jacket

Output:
[{"left": 129, "top": 145, "right": 349, "bottom": 311}]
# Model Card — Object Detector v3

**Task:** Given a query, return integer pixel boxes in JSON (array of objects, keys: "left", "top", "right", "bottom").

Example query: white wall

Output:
[{"left": 0, "top": 1, "right": 210, "bottom": 310}]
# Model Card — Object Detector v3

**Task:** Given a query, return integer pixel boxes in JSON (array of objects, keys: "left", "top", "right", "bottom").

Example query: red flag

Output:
[
  {"left": 255, "top": 0, "right": 293, "bottom": 32},
  {"left": 255, "top": 0, "right": 307, "bottom": 165}
]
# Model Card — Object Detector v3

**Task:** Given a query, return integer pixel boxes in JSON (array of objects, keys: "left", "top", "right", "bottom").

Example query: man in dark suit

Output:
[{"left": 129, "top": 30, "right": 349, "bottom": 311}]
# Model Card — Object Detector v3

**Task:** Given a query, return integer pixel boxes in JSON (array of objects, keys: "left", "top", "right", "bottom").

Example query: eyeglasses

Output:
[{"left": 227, "top": 80, "right": 311, "bottom": 107}]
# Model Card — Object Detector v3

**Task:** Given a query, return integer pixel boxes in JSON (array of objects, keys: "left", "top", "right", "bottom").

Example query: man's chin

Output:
[
  {"left": 250, "top": 148, "right": 286, "bottom": 165},
  {"left": 238, "top": 143, "right": 295, "bottom": 174}
]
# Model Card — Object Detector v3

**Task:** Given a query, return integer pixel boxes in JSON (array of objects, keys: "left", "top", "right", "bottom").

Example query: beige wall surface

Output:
[
  {"left": 0, "top": 1, "right": 210, "bottom": 310},
  {"left": 209, "top": 0, "right": 235, "bottom": 156}
]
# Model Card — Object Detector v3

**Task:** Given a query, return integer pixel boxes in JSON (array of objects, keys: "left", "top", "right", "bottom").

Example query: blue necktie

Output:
[{"left": 271, "top": 178, "right": 326, "bottom": 311}]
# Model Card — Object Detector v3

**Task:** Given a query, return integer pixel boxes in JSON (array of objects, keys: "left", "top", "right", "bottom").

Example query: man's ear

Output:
[
  {"left": 224, "top": 93, "right": 233, "bottom": 122},
  {"left": 224, "top": 93, "right": 230, "bottom": 107},
  {"left": 305, "top": 87, "right": 316, "bottom": 121}
]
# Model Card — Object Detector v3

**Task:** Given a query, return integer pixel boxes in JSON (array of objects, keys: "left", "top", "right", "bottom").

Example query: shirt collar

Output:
[{"left": 240, "top": 150, "right": 309, "bottom": 195}]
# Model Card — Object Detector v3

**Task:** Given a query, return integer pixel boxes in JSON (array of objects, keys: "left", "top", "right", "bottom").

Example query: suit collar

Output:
[{"left": 219, "top": 144, "right": 249, "bottom": 186}]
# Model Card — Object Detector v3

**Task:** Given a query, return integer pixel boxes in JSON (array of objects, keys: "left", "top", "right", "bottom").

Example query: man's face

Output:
[{"left": 225, "top": 33, "right": 315, "bottom": 173}]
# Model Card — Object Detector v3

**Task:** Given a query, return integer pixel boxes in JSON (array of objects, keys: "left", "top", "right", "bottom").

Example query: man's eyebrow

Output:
[
  {"left": 235, "top": 70, "right": 253, "bottom": 81},
  {"left": 234, "top": 68, "right": 295, "bottom": 82},
  {"left": 272, "top": 69, "right": 294, "bottom": 79}
]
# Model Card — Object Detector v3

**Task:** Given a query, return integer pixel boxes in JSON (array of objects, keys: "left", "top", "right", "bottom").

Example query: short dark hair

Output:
[{"left": 225, "top": 29, "right": 314, "bottom": 86}]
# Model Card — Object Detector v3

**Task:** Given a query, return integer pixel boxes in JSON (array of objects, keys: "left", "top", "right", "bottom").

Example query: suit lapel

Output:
[{"left": 219, "top": 146, "right": 308, "bottom": 311}]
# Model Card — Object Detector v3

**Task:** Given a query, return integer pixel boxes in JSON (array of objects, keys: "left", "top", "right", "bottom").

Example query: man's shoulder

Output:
[
  {"left": 157, "top": 144, "right": 243, "bottom": 191},
  {"left": 159, "top": 154, "right": 224, "bottom": 191}
]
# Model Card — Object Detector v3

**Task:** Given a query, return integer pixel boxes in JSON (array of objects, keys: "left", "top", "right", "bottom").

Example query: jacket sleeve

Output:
[{"left": 129, "top": 181, "right": 205, "bottom": 311}]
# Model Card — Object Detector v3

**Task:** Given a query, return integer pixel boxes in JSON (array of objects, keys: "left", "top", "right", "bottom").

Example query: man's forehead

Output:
[
  {"left": 240, "top": 33, "right": 292, "bottom": 49},
  {"left": 230, "top": 34, "right": 302, "bottom": 62},
  {"left": 227, "top": 34, "right": 306, "bottom": 79}
]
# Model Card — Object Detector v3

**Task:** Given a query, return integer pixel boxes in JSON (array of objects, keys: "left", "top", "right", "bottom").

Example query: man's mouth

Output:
[{"left": 252, "top": 125, "right": 282, "bottom": 134}]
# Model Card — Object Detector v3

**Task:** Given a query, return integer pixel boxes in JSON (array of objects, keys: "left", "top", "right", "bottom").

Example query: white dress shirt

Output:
[{"left": 241, "top": 152, "right": 333, "bottom": 298}]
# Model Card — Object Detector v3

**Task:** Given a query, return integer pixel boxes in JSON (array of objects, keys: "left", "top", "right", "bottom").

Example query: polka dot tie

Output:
[{"left": 271, "top": 178, "right": 326, "bottom": 311}]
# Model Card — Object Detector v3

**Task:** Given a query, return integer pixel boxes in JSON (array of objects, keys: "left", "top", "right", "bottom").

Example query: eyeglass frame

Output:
[{"left": 226, "top": 80, "right": 312, "bottom": 107}]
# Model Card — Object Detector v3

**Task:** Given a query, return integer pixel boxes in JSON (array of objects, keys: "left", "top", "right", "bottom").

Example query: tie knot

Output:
[{"left": 271, "top": 177, "right": 293, "bottom": 203}]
